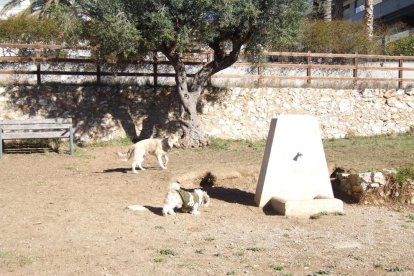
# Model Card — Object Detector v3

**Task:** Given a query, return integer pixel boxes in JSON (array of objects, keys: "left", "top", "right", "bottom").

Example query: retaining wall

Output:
[{"left": 0, "top": 85, "right": 413, "bottom": 143}]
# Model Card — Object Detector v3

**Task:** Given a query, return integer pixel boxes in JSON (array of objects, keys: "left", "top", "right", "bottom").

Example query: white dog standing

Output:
[
  {"left": 118, "top": 135, "right": 179, "bottom": 173},
  {"left": 162, "top": 182, "right": 210, "bottom": 216}
]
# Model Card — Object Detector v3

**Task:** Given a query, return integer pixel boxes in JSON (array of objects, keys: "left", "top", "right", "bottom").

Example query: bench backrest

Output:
[{"left": 0, "top": 118, "right": 73, "bottom": 140}]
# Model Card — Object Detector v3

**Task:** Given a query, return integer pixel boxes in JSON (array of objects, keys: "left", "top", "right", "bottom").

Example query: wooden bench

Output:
[{"left": 0, "top": 118, "right": 74, "bottom": 159}]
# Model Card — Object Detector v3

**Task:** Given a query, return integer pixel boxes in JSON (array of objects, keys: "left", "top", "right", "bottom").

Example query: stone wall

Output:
[
  {"left": 199, "top": 87, "right": 414, "bottom": 139},
  {"left": 0, "top": 85, "right": 413, "bottom": 143}
]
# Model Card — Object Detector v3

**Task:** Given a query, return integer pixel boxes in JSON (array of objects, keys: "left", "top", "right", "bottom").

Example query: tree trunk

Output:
[
  {"left": 161, "top": 38, "right": 244, "bottom": 147},
  {"left": 364, "top": 0, "right": 374, "bottom": 39},
  {"left": 164, "top": 50, "right": 209, "bottom": 147},
  {"left": 178, "top": 90, "right": 209, "bottom": 148},
  {"left": 323, "top": 0, "right": 332, "bottom": 21}
]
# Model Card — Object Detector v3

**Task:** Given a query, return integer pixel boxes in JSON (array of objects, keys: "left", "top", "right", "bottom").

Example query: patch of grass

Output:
[
  {"left": 270, "top": 264, "right": 284, "bottom": 271},
  {"left": 226, "top": 271, "right": 236, "bottom": 276},
  {"left": 310, "top": 212, "right": 328, "bottom": 219},
  {"left": 240, "top": 139, "right": 266, "bottom": 150},
  {"left": 153, "top": 258, "right": 163, "bottom": 263},
  {"left": 333, "top": 212, "right": 345, "bottom": 216},
  {"left": 63, "top": 163, "right": 77, "bottom": 171},
  {"left": 347, "top": 254, "right": 362, "bottom": 261},
  {"left": 396, "top": 165, "right": 414, "bottom": 187},
  {"left": 246, "top": 247, "right": 263, "bottom": 252},
  {"left": 308, "top": 269, "right": 330, "bottom": 275},
  {"left": 373, "top": 263, "right": 383, "bottom": 269},
  {"left": 207, "top": 137, "right": 266, "bottom": 151},
  {"left": 0, "top": 251, "right": 32, "bottom": 269},
  {"left": 154, "top": 225, "right": 165, "bottom": 230},
  {"left": 159, "top": 249, "right": 177, "bottom": 256},
  {"left": 385, "top": 266, "right": 404, "bottom": 272},
  {"left": 204, "top": 237, "right": 215, "bottom": 242},
  {"left": 406, "top": 213, "right": 414, "bottom": 223},
  {"left": 195, "top": 249, "right": 204, "bottom": 254},
  {"left": 80, "top": 136, "right": 133, "bottom": 148},
  {"left": 73, "top": 147, "right": 94, "bottom": 159},
  {"left": 233, "top": 251, "right": 244, "bottom": 257},
  {"left": 395, "top": 206, "right": 404, "bottom": 213},
  {"left": 323, "top": 132, "right": 414, "bottom": 172},
  {"left": 208, "top": 137, "right": 230, "bottom": 150}
]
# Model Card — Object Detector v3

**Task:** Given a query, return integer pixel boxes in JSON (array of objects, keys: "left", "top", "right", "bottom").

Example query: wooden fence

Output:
[{"left": 1, "top": 43, "right": 414, "bottom": 89}]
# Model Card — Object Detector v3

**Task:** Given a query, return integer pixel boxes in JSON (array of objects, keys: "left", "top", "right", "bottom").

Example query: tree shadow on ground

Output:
[
  {"left": 4, "top": 84, "right": 182, "bottom": 145},
  {"left": 1, "top": 139, "right": 64, "bottom": 155}
]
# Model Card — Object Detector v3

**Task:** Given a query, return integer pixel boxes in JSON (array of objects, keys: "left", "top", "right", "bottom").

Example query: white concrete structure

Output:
[{"left": 255, "top": 114, "right": 343, "bottom": 217}]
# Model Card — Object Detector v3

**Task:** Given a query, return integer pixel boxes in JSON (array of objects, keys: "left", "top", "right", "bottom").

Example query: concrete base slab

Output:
[{"left": 270, "top": 196, "right": 344, "bottom": 217}]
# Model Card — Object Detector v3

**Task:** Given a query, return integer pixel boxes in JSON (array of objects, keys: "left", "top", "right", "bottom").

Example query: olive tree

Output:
[
  {"left": 3, "top": 0, "right": 307, "bottom": 147},
  {"left": 86, "top": 0, "right": 307, "bottom": 147}
]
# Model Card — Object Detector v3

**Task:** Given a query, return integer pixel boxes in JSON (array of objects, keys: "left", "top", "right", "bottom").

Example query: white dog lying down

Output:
[
  {"left": 162, "top": 182, "right": 210, "bottom": 216},
  {"left": 118, "top": 135, "right": 179, "bottom": 173}
]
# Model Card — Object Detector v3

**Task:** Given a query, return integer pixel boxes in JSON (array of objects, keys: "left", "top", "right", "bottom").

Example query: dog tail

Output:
[
  {"left": 117, "top": 147, "right": 134, "bottom": 161},
  {"left": 169, "top": 182, "right": 181, "bottom": 191}
]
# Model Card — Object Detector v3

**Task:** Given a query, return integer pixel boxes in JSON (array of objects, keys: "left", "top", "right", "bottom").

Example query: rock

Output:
[
  {"left": 359, "top": 172, "right": 372, "bottom": 184},
  {"left": 387, "top": 97, "right": 406, "bottom": 109},
  {"left": 384, "top": 89, "right": 397, "bottom": 98},
  {"left": 372, "top": 172, "right": 386, "bottom": 185}
]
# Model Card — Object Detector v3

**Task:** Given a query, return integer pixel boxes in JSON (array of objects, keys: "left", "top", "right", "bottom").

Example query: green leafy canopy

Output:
[{"left": 85, "top": 0, "right": 307, "bottom": 59}]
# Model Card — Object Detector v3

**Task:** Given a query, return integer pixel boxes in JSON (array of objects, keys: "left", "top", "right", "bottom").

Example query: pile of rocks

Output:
[{"left": 335, "top": 170, "right": 414, "bottom": 204}]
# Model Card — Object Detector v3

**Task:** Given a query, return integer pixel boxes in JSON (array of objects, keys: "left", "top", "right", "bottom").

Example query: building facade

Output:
[{"left": 342, "top": 0, "right": 414, "bottom": 26}]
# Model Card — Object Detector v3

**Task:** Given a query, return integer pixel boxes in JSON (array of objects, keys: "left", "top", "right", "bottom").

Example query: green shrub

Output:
[
  {"left": 396, "top": 164, "right": 414, "bottom": 187},
  {"left": 386, "top": 34, "right": 414, "bottom": 56},
  {"left": 0, "top": 15, "right": 63, "bottom": 44},
  {"left": 301, "top": 20, "right": 382, "bottom": 54}
]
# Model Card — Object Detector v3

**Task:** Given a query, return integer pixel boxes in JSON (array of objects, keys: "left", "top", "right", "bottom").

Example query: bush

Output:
[
  {"left": 385, "top": 34, "right": 414, "bottom": 56},
  {"left": 0, "top": 15, "right": 63, "bottom": 44},
  {"left": 301, "top": 20, "right": 382, "bottom": 54}
]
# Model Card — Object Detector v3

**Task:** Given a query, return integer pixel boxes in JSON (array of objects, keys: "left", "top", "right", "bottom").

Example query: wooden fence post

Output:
[
  {"left": 306, "top": 51, "right": 311, "bottom": 85},
  {"left": 258, "top": 63, "right": 263, "bottom": 87},
  {"left": 96, "top": 60, "right": 101, "bottom": 85},
  {"left": 353, "top": 52, "right": 358, "bottom": 87},
  {"left": 398, "top": 59, "right": 403, "bottom": 89},
  {"left": 153, "top": 51, "right": 158, "bottom": 87},
  {"left": 35, "top": 48, "right": 41, "bottom": 85}
]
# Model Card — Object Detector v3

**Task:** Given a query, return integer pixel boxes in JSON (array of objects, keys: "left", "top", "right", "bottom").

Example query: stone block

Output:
[
  {"left": 270, "top": 196, "right": 343, "bottom": 217},
  {"left": 372, "top": 172, "right": 386, "bottom": 185}
]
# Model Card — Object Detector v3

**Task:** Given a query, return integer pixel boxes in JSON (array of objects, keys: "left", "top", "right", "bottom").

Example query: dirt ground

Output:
[{"left": 1, "top": 144, "right": 414, "bottom": 276}]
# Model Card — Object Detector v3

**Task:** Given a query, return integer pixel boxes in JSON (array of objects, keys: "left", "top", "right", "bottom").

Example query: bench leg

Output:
[
  {"left": 69, "top": 126, "right": 74, "bottom": 156},
  {"left": 0, "top": 130, "right": 3, "bottom": 159}
]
